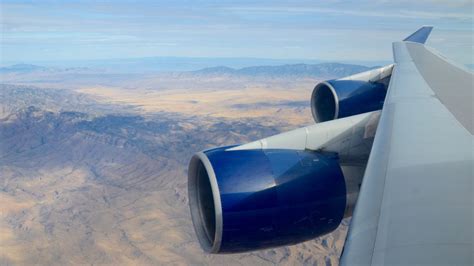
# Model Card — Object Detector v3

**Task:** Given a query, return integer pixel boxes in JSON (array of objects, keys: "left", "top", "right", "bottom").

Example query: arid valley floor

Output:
[{"left": 0, "top": 63, "right": 370, "bottom": 265}]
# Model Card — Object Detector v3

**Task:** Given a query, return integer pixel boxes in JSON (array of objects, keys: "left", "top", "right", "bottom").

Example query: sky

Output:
[{"left": 1, "top": 0, "right": 473, "bottom": 65}]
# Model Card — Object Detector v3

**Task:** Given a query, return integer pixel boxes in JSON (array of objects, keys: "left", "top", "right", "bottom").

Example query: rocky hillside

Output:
[{"left": 0, "top": 85, "right": 349, "bottom": 265}]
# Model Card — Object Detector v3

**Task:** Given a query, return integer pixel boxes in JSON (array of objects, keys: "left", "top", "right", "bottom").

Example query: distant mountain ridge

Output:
[
  {"left": 190, "top": 63, "right": 375, "bottom": 78},
  {"left": 0, "top": 64, "right": 50, "bottom": 73},
  {"left": 0, "top": 63, "right": 95, "bottom": 73},
  {"left": 1, "top": 62, "right": 375, "bottom": 83}
]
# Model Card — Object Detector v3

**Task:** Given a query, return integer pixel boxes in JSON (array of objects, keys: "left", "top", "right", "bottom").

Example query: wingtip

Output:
[{"left": 403, "top": 26, "right": 434, "bottom": 44}]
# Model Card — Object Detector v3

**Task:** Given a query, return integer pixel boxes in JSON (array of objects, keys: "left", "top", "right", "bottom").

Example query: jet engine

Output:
[
  {"left": 188, "top": 146, "right": 357, "bottom": 254},
  {"left": 311, "top": 65, "right": 393, "bottom": 122}
]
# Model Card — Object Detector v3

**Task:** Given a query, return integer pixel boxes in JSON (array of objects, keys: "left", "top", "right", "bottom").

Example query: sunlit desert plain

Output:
[{"left": 0, "top": 62, "right": 370, "bottom": 265}]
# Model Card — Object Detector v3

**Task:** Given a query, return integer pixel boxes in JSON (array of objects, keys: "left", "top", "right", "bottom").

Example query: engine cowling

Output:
[
  {"left": 188, "top": 146, "right": 347, "bottom": 254},
  {"left": 311, "top": 65, "right": 393, "bottom": 123}
]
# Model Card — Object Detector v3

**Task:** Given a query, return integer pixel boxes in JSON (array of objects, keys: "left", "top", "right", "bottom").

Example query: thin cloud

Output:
[
  {"left": 0, "top": 0, "right": 472, "bottom": 64},
  {"left": 225, "top": 6, "right": 472, "bottom": 20}
]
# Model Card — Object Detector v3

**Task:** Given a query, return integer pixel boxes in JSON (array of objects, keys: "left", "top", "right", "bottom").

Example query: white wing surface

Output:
[{"left": 340, "top": 34, "right": 473, "bottom": 264}]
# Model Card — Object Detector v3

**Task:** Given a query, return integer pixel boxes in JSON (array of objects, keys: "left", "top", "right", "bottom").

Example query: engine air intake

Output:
[{"left": 188, "top": 147, "right": 347, "bottom": 253}]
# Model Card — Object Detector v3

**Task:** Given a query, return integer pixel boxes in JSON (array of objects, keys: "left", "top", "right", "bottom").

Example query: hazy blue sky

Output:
[{"left": 1, "top": 0, "right": 473, "bottom": 64}]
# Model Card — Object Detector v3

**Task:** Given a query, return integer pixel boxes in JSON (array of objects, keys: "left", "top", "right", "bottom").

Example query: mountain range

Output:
[
  {"left": 0, "top": 64, "right": 94, "bottom": 74},
  {"left": 190, "top": 63, "right": 374, "bottom": 78},
  {"left": 0, "top": 59, "right": 374, "bottom": 265},
  {"left": 1, "top": 62, "right": 375, "bottom": 84},
  {"left": 0, "top": 84, "right": 348, "bottom": 265}
]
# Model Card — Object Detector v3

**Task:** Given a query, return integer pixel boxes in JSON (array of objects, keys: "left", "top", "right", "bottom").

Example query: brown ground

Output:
[{"left": 0, "top": 79, "right": 348, "bottom": 266}]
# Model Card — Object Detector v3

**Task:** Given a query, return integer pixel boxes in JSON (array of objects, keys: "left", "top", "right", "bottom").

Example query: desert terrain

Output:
[{"left": 0, "top": 63, "right": 369, "bottom": 265}]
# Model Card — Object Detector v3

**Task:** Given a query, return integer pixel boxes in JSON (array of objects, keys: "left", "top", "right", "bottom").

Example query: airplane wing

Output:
[
  {"left": 187, "top": 27, "right": 473, "bottom": 263},
  {"left": 340, "top": 28, "right": 473, "bottom": 265}
]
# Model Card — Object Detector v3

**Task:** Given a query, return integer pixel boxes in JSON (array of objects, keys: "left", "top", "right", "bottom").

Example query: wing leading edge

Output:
[{"left": 340, "top": 28, "right": 473, "bottom": 265}]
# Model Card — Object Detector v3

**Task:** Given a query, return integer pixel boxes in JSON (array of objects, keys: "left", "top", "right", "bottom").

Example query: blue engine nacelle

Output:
[
  {"left": 188, "top": 147, "right": 347, "bottom": 253},
  {"left": 311, "top": 79, "right": 388, "bottom": 123}
]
